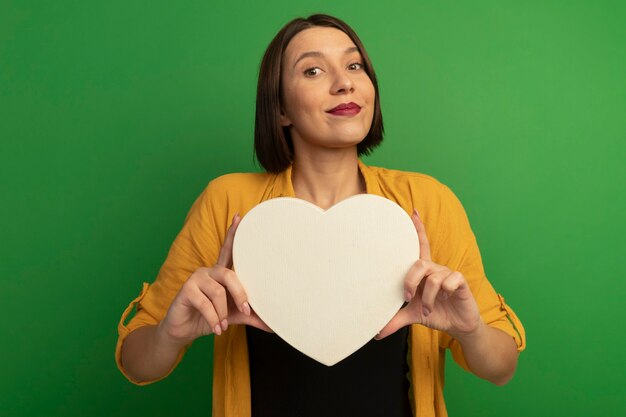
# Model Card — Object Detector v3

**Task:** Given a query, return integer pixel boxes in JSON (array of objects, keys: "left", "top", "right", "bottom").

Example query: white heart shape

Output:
[{"left": 232, "top": 194, "right": 419, "bottom": 366}]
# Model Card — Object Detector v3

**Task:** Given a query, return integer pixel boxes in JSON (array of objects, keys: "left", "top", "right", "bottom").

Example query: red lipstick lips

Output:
[{"left": 327, "top": 102, "right": 361, "bottom": 116}]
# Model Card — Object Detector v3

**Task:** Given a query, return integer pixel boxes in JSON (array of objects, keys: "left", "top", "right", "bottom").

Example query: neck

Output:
[{"left": 291, "top": 147, "right": 366, "bottom": 210}]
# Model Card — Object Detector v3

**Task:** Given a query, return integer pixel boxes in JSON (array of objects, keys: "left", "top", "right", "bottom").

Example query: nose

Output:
[{"left": 331, "top": 72, "right": 355, "bottom": 95}]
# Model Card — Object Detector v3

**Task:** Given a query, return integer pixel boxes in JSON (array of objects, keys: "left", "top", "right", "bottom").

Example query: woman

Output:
[{"left": 116, "top": 14, "right": 525, "bottom": 417}]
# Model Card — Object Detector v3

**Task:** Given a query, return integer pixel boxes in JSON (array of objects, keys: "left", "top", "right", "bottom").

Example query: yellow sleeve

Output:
[
  {"left": 431, "top": 184, "right": 526, "bottom": 372},
  {"left": 114, "top": 180, "right": 224, "bottom": 384}
]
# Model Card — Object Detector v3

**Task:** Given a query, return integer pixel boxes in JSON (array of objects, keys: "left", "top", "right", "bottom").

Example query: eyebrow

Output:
[{"left": 293, "top": 46, "right": 360, "bottom": 68}]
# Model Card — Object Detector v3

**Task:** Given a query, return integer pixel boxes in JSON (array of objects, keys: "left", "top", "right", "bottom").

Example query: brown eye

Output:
[
  {"left": 348, "top": 62, "right": 363, "bottom": 71},
  {"left": 304, "top": 67, "right": 322, "bottom": 77}
]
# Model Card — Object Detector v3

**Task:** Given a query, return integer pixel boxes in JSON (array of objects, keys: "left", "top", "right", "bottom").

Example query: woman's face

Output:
[{"left": 279, "top": 27, "right": 375, "bottom": 153}]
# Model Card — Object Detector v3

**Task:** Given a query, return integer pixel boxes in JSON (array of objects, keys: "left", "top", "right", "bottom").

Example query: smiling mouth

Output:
[{"left": 327, "top": 102, "right": 362, "bottom": 116}]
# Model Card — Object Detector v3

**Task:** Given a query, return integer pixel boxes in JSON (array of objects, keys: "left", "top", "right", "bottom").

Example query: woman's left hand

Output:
[{"left": 375, "top": 209, "right": 483, "bottom": 340}]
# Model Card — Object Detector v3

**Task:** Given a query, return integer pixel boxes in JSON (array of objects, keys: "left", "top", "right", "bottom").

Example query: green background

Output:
[{"left": 1, "top": 0, "right": 624, "bottom": 415}]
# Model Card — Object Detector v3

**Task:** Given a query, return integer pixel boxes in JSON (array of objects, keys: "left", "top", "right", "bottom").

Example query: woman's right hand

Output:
[{"left": 157, "top": 213, "right": 273, "bottom": 347}]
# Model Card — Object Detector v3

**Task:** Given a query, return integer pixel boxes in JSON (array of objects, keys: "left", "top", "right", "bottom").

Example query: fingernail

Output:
[
  {"left": 413, "top": 208, "right": 421, "bottom": 219},
  {"left": 233, "top": 213, "right": 239, "bottom": 222},
  {"left": 221, "top": 319, "right": 228, "bottom": 331},
  {"left": 214, "top": 324, "right": 222, "bottom": 335},
  {"left": 242, "top": 302, "right": 251, "bottom": 316},
  {"left": 423, "top": 307, "right": 430, "bottom": 317},
  {"left": 405, "top": 291, "right": 413, "bottom": 302}
]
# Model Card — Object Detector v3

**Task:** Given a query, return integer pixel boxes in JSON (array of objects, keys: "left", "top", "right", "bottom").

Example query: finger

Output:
[
  {"left": 374, "top": 307, "right": 414, "bottom": 340},
  {"left": 420, "top": 270, "right": 449, "bottom": 316},
  {"left": 440, "top": 271, "right": 468, "bottom": 299},
  {"left": 186, "top": 287, "right": 222, "bottom": 335},
  {"left": 209, "top": 265, "right": 251, "bottom": 316},
  {"left": 217, "top": 213, "right": 241, "bottom": 268},
  {"left": 412, "top": 209, "right": 431, "bottom": 261},
  {"left": 403, "top": 259, "right": 432, "bottom": 301},
  {"left": 246, "top": 310, "right": 274, "bottom": 333},
  {"left": 196, "top": 277, "right": 230, "bottom": 330},
  {"left": 226, "top": 303, "right": 268, "bottom": 330}
]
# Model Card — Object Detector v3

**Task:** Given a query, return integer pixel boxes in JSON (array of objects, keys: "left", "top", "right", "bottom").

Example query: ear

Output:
[{"left": 279, "top": 108, "right": 292, "bottom": 127}]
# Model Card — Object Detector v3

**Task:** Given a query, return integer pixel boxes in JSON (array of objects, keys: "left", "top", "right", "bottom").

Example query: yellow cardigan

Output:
[{"left": 115, "top": 159, "right": 526, "bottom": 417}]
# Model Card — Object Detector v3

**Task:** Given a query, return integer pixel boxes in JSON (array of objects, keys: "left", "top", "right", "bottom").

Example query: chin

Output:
[
  {"left": 339, "top": 131, "right": 368, "bottom": 144},
  {"left": 298, "top": 131, "right": 366, "bottom": 150},
  {"left": 332, "top": 138, "right": 366, "bottom": 149}
]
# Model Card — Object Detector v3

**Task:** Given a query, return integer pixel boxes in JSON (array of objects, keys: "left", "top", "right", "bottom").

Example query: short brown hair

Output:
[{"left": 254, "top": 14, "right": 384, "bottom": 173}]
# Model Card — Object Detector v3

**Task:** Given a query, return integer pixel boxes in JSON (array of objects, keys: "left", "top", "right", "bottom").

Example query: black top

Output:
[{"left": 246, "top": 313, "right": 413, "bottom": 417}]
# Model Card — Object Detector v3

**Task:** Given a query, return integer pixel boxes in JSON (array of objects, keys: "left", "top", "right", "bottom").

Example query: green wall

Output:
[{"left": 1, "top": 1, "right": 624, "bottom": 415}]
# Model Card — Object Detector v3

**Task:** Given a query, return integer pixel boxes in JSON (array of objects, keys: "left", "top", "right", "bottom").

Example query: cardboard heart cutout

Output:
[{"left": 232, "top": 194, "right": 419, "bottom": 366}]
